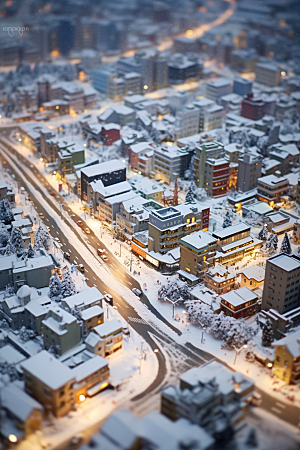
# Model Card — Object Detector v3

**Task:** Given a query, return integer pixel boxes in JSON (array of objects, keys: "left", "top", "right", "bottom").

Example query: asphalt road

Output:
[{"left": 0, "top": 131, "right": 299, "bottom": 441}]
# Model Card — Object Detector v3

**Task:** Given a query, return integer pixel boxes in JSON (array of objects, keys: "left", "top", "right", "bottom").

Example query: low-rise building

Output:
[
  {"left": 272, "top": 328, "right": 300, "bottom": 384},
  {"left": 255, "top": 62, "right": 281, "bottom": 87},
  {"left": 92, "top": 319, "right": 123, "bottom": 356},
  {"left": 204, "top": 263, "right": 235, "bottom": 295},
  {"left": 212, "top": 223, "right": 262, "bottom": 265},
  {"left": 71, "top": 355, "right": 109, "bottom": 400},
  {"left": 129, "top": 142, "right": 154, "bottom": 175},
  {"left": 21, "top": 350, "right": 75, "bottom": 418},
  {"left": 153, "top": 144, "right": 192, "bottom": 184},
  {"left": 116, "top": 196, "right": 162, "bottom": 235},
  {"left": 128, "top": 174, "right": 164, "bottom": 203},
  {"left": 293, "top": 222, "right": 300, "bottom": 244},
  {"left": 241, "top": 93, "right": 266, "bottom": 120},
  {"left": 206, "top": 78, "right": 232, "bottom": 103},
  {"left": 179, "top": 231, "right": 217, "bottom": 283},
  {"left": 42, "top": 306, "right": 81, "bottom": 355},
  {"left": 239, "top": 265, "right": 265, "bottom": 290},
  {"left": 0, "top": 180, "right": 15, "bottom": 204},
  {"left": 264, "top": 211, "right": 297, "bottom": 235},
  {"left": 61, "top": 287, "right": 103, "bottom": 313},
  {"left": 257, "top": 174, "right": 289, "bottom": 207},
  {"left": 80, "top": 305, "right": 104, "bottom": 334},
  {"left": 220, "top": 286, "right": 259, "bottom": 319}
]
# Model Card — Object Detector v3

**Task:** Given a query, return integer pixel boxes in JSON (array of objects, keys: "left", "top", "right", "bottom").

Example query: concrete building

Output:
[
  {"left": 61, "top": 287, "right": 103, "bottom": 313},
  {"left": 22, "top": 350, "right": 75, "bottom": 418},
  {"left": 175, "top": 104, "right": 200, "bottom": 139},
  {"left": 153, "top": 144, "right": 192, "bottom": 184},
  {"left": 206, "top": 78, "right": 232, "bottom": 103},
  {"left": 255, "top": 62, "right": 281, "bottom": 87},
  {"left": 0, "top": 180, "right": 15, "bottom": 204},
  {"left": 230, "top": 49, "right": 257, "bottom": 72},
  {"left": 233, "top": 77, "right": 252, "bottom": 97},
  {"left": 129, "top": 142, "right": 154, "bottom": 175},
  {"left": 204, "top": 158, "right": 229, "bottom": 198},
  {"left": 237, "top": 151, "right": 262, "bottom": 192},
  {"left": 71, "top": 356, "right": 109, "bottom": 400},
  {"left": 116, "top": 196, "right": 162, "bottom": 235},
  {"left": 241, "top": 93, "right": 266, "bottom": 120},
  {"left": 168, "top": 53, "right": 201, "bottom": 84},
  {"left": 42, "top": 306, "right": 81, "bottom": 355},
  {"left": 204, "top": 263, "right": 236, "bottom": 295},
  {"left": 199, "top": 104, "right": 223, "bottom": 132},
  {"left": 261, "top": 253, "right": 300, "bottom": 315},
  {"left": 194, "top": 141, "right": 225, "bottom": 188},
  {"left": 240, "top": 265, "right": 265, "bottom": 290},
  {"left": 179, "top": 231, "right": 217, "bottom": 283},
  {"left": 92, "top": 319, "right": 123, "bottom": 356},
  {"left": 272, "top": 328, "right": 300, "bottom": 384},
  {"left": 128, "top": 174, "right": 164, "bottom": 203},
  {"left": 257, "top": 174, "right": 289, "bottom": 207},
  {"left": 212, "top": 223, "right": 262, "bottom": 266},
  {"left": 220, "top": 287, "right": 259, "bottom": 319}
]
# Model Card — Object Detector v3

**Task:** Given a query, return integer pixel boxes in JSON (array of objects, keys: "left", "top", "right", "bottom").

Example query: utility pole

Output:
[
  {"left": 139, "top": 342, "right": 144, "bottom": 374},
  {"left": 130, "top": 251, "right": 132, "bottom": 272}
]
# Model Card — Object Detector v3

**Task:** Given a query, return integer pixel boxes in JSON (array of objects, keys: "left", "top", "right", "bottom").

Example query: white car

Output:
[{"left": 132, "top": 288, "right": 142, "bottom": 297}]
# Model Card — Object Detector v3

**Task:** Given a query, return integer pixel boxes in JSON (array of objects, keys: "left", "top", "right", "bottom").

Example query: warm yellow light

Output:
[
  {"left": 186, "top": 30, "right": 194, "bottom": 36},
  {"left": 269, "top": 51, "right": 274, "bottom": 57},
  {"left": 138, "top": 171, "right": 142, "bottom": 175},
  {"left": 166, "top": 141, "right": 173, "bottom": 146},
  {"left": 281, "top": 71, "right": 286, "bottom": 76},
  {"left": 56, "top": 105, "right": 59, "bottom": 109},
  {"left": 79, "top": 394, "right": 85, "bottom": 402},
  {"left": 9, "top": 435, "right": 17, "bottom": 443},
  {"left": 40, "top": 158, "right": 43, "bottom": 162},
  {"left": 50, "top": 50, "right": 60, "bottom": 58},
  {"left": 144, "top": 85, "right": 148, "bottom": 89},
  {"left": 267, "top": 362, "right": 273, "bottom": 368}
]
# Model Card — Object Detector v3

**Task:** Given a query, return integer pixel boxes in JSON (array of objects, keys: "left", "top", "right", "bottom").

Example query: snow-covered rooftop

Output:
[
  {"left": 220, "top": 286, "right": 258, "bottom": 306},
  {"left": 1, "top": 384, "right": 42, "bottom": 422},
  {"left": 180, "top": 231, "right": 217, "bottom": 250},
  {"left": 81, "top": 305, "right": 104, "bottom": 321},
  {"left": 72, "top": 355, "right": 108, "bottom": 382},
  {"left": 268, "top": 254, "right": 300, "bottom": 272},
  {"left": 239, "top": 265, "right": 265, "bottom": 282},
  {"left": 81, "top": 160, "right": 125, "bottom": 178},
  {"left": 213, "top": 222, "right": 250, "bottom": 240},
  {"left": 272, "top": 328, "right": 300, "bottom": 358},
  {"left": 93, "top": 319, "right": 123, "bottom": 338},
  {"left": 62, "top": 286, "right": 103, "bottom": 310},
  {"left": 21, "top": 350, "right": 74, "bottom": 389}
]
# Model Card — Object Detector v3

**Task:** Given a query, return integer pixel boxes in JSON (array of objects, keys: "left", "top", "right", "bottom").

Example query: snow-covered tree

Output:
[
  {"left": 4, "top": 241, "right": 14, "bottom": 256},
  {"left": 10, "top": 226, "right": 24, "bottom": 257},
  {"left": 0, "top": 198, "right": 13, "bottom": 225},
  {"left": 158, "top": 279, "right": 190, "bottom": 304},
  {"left": 34, "top": 223, "right": 52, "bottom": 251},
  {"left": 223, "top": 319, "right": 253, "bottom": 349},
  {"left": 27, "top": 242, "right": 35, "bottom": 258},
  {"left": 185, "top": 183, "right": 196, "bottom": 203},
  {"left": 222, "top": 211, "right": 232, "bottom": 228},
  {"left": 280, "top": 232, "right": 292, "bottom": 254},
  {"left": 262, "top": 319, "right": 274, "bottom": 347},
  {"left": 48, "top": 272, "right": 62, "bottom": 301},
  {"left": 258, "top": 225, "right": 268, "bottom": 241},
  {"left": 61, "top": 268, "right": 76, "bottom": 299},
  {"left": 19, "top": 326, "right": 35, "bottom": 342},
  {"left": 184, "top": 301, "right": 214, "bottom": 327},
  {"left": 0, "top": 222, "right": 9, "bottom": 247},
  {"left": 3, "top": 285, "right": 14, "bottom": 299}
]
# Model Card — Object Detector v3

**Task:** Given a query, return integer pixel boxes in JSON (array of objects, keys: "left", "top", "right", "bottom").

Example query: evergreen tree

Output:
[
  {"left": 10, "top": 226, "right": 24, "bottom": 257},
  {"left": 185, "top": 185, "right": 195, "bottom": 203},
  {"left": 34, "top": 223, "right": 52, "bottom": 251},
  {"left": 280, "top": 232, "right": 292, "bottom": 254},
  {"left": 272, "top": 234, "right": 278, "bottom": 250},
  {"left": 222, "top": 211, "right": 232, "bottom": 228},
  {"left": 266, "top": 233, "right": 278, "bottom": 253},
  {"left": 27, "top": 243, "right": 35, "bottom": 258},
  {"left": 0, "top": 198, "right": 13, "bottom": 225},
  {"left": 4, "top": 241, "right": 14, "bottom": 256},
  {"left": 0, "top": 222, "right": 9, "bottom": 247},
  {"left": 61, "top": 268, "right": 76, "bottom": 299},
  {"left": 262, "top": 319, "right": 274, "bottom": 347},
  {"left": 48, "top": 272, "right": 62, "bottom": 301},
  {"left": 258, "top": 225, "right": 268, "bottom": 241}
]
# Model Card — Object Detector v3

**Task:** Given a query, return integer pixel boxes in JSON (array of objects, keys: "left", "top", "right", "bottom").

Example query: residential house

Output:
[
  {"left": 240, "top": 266, "right": 265, "bottom": 291},
  {"left": 257, "top": 174, "right": 289, "bottom": 207},
  {"left": 272, "top": 328, "right": 300, "bottom": 384},
  {"left": 153, "top": 144, "right": 192, "bottom": 184},
  {"left": 220, "top": 287, "right": 259, "bottom": 319},
  {"left": 61, "top": 286, "right": 103, "bottom": 313},
  {"left": 71, "top": 356, "right": 109, "bottom": 401},
  {"left": 204, "top": 264, "right": 236, "bottom": 295},
  {"left": 92, "top": 319, "right": 123, "bottom": 356}
]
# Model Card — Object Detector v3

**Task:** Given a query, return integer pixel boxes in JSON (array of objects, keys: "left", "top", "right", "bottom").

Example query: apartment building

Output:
[
  {"left": 92, "top": 319, "right": 123, "bottom": 356},
  {"left": 194, "top": 141, "right": 225, "bottom": 188},
  {"left": 0, "top": 180, "right": 15, "bottom": 204},
  {"left": 220, "top": 287, "right": 259, "bottom": 319},
  {"left": 175, "top": 104, "right": 200, "bottom": 138},
  {"left": 206, "top": 78, "right": 232, "bottom": 103},
  {"left": 255, "top": 62, "right": 281, "bottom": 87},
  {"left": 71, "top": 356, "right": 109, "bottom": 400},
  {"left": 153, "top": 144, "right": 192, "bottom": 184},
  {"left": 179, "top": 231, "right": 217, "bottom": 282},
  {"left": 237, "top": 151, "right": 262, "bottom": 192},
  {"left": 116, "top": 196, "right": 162, "bottom": 235},
  {"left": 257, "top": 174, "right": 289, "bottom": 207},
  {"left": 233, "top": 77, "right": 252, "bottom": 97},
  {"left": 42, "top": 306, "right": 81, "bottom": 355},
  {"left": 261, "top": 253, "right": 300, "bottom": 315},
  {"left": 230, "top": 49, "right": 257, "bottom": 72},
  {"left": 129, "top": 142, "right": 154, "bottom": 175},
  {"left": 204, "top": 158, "right": 229, "bottom": 198},
  {"left": 241, "top": 93, "right": 266, "bottom": 120},
  {"left": 212, "top": 222, "right": 262, "bottom": 265},
  {"left": 22, "top": 350, "right": 75, "bottom": 417},
  {"left": 204, "top": 263, "right": 236, "bottom": 295}
]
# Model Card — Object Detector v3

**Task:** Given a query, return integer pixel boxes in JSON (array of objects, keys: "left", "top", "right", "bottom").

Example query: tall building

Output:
[
  {"left": 168, "top": 53, "right": 201, "bottom": 84},
  {"left": 194, "top": 141, "right": 224, "bottom": 188},
  {"left": 255, "top": 62, "right": 281, "bottom": 87},
  {"left": 237, "top": 151, "right": 262, "bottom": 192},
  {"left": 261, "top": 253, "right": 300, "bottom": 314},
  {"left": 204, "top": 158, "right": 230, "bottom": 198},
  {"left": 153, "top": 144, "right": 192, "bottom": 184},
  {"left": 176, "top": 104, "right": 200, "bottom": 138},
  {"left": 206, "top": 78, "right": 232, "bottom": 103}
]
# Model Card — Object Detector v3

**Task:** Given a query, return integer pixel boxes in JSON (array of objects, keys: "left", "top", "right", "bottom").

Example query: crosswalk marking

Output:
[{"left": 128, "top": 316, "right": 148, "bottom": 325}]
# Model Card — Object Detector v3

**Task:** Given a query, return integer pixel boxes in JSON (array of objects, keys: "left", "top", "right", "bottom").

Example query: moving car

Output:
[
  {"left": 84, "top": 227, "right": 90, "bottom": 234},
  {"left": 64, "top": 252, "right": 71, "bottom": 260},
  {"left": 77, "top": 264, "right": 85, "bottom": 273},
  {"left": 101, "top": 255, "right": 108, "bottom": 262},
  {"left": 47, "top": 227, "right": 51, "bottom": 232},
  {"left": 97, "top": 248, "right": 105, "bottom": 256},
  {"left": 132, "top": 288, "right": 142, "bottom": 297},
  {"left": 77, "top": 220, "right": 83, "bottom": 227},
  {"left": 103, "top": 293, "right": 113, "bottom": 305},
  {"left": 39, "top": 213, "right": 45, "bottom": 219},
  {"left": 50, "top": 191, "right": 55, "bottom": 196}
]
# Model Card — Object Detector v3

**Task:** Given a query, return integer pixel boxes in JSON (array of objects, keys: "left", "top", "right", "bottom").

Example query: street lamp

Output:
[
  {"left": 233, "top": 344, "right": 247, "bottom": 365},
  {"left": 9, "top": 435, "right": 18, "bottom": 443}
]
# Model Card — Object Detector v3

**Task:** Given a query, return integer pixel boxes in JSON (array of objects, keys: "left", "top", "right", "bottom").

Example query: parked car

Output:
[
  {"left": 64, "top": 252, "right": 70, "bottom": 260},
  {"left": 77, "top": 264, "right": 85, "bottom": 273},
  {"left": 104, "top": 293, "right": 113, "bottom": 305},
  {"left": 97, "top": 248, "right": 105, "bottom": 256},
  {"left": 132, "top": 288, "right": 142, "bottom": 297},
  {"left": 50, "top": 191, "right": 55, "bottom": 196},
  {"left": 39, "top": 212, "right": 45, "bottom": 219},
  {"left": 77, "top": 220, "right": 83, "bottom": 227},
  {"left": 84, "top": 227, "right": 90, "bottom": 234},
  {"left": 101, "top": 255, "right": 108, "bottom": 262},
  {"left": 123, "top": 326, "right": 130, "bottom": 335}
]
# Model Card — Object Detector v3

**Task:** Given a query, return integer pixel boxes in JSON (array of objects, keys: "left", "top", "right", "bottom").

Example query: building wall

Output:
[{"left": 273, "top": 347, "right": 294, "bottom": 384}]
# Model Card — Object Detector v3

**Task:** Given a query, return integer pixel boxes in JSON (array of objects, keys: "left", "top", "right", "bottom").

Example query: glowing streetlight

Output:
[
  {"left": 40, "top": 158, "right": 43, "bottom": 162},
  {"left": 281, "top": 71, "right": 286, "bottom": 76},
  {"left": 144, "top": 85, "right": 148, "bottom": 90},
  {"left": 267, "top": 362, "right": 273, "bottom": 368},
  {"left": 233, "top": 344, "right": 247, "bottom": 365},
  {"left": 9, "top": 435, "right": 18, "bottom": 443},
  {"left": 79, "top": 394, "right": 85, "bottom": 402}
]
